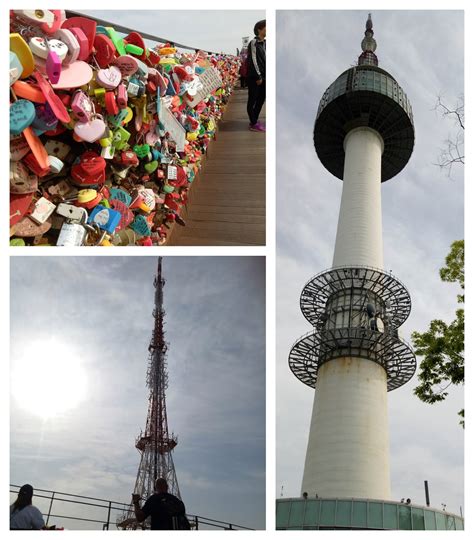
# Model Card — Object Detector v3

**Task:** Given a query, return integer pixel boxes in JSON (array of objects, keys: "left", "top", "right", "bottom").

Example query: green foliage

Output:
[{"left": 411, "top": 240, "right": 464, "bottom": 427}]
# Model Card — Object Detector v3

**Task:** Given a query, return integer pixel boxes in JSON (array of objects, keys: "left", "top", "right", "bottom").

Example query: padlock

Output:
[
  {"left": 29, "top": 197, "right": 56, "bottom": 225},
  {"left": 57, "top": 222, "right": 87, "bottom": 246},
  {"left": 56, "top": 203, "right": 88, "bottom": 223}
]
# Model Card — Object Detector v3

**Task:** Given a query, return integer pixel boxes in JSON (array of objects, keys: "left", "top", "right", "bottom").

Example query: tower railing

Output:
[{"left": 10, "top": 485, "right": 254, "bottom": 531}]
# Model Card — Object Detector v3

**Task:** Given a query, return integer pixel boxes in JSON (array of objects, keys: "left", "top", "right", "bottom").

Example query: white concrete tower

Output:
[{"left": 289, "top": 14, "right": 416, "bottom": 501}]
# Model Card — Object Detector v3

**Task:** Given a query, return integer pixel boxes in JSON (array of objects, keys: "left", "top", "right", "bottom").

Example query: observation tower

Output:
[{"left": 289, "top": 13, "right": 415, "bottom": 502}]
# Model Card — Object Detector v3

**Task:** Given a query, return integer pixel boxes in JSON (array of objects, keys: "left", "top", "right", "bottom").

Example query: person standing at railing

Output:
[
  {"left": 132, "top": 478, "right": 190, "bottom": 530},
  {"left": 247, "top": 19, "right": 266, "bottom": 132},
  {"left": 10, "top": 484, "right": 46, "bottom": 530}
]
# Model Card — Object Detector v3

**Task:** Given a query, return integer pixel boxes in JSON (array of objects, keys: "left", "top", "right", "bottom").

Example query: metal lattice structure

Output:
[{"left": 118, "top": 257, "right": 180, "bottom": 529}]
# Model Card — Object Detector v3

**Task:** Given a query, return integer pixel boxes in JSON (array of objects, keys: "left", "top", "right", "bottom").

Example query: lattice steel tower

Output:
[
  {"left": 119, "top": 257, "right": 180, "bottom": 528},
  {"left": 289, "top": 14, "right": 416, "bottom": 500}
]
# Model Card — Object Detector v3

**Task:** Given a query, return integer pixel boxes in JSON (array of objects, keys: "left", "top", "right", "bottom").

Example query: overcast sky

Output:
[
  {"left": 77, "top": 10, "right": 265, "bottom": 54},
  {"left": 10, "top": 256, "right": 265, "bottom": 530},
  {"left": 276, "top": 10, "right": 464, "bottom": 515}
]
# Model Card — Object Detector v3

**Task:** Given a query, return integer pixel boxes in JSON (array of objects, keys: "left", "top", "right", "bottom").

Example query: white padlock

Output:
[
  {"left": 13, "top": 10, "right": 54, "bottom": 25},
  {"left": 29, "top": 197, "right": 56, "bottom": 225},
  {"left": 29, "top": 37, "right": 68, "bottom": 61},
  {"left": 57, "top": 222, "right": 87, "bottom": 246},
  {"left": 48, "top": 155, "right": 64, "bottom": 174},
  {"left": 56, "top": 203, "right": 88, "bottom": 224}
]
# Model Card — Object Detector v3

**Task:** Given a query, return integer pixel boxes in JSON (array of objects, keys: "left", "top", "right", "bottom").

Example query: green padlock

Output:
[
  {"left": 133, "top": 144, "right": 150, "bottom": 159},
  {"left": 113, "top": 126, "right": 131, "bottom": 150},
  {"left": 144, "top": 160, "right": 158, "bottom": 173},
  {"left": 106, "top": 27, "right": 126, "bottom": 56}
]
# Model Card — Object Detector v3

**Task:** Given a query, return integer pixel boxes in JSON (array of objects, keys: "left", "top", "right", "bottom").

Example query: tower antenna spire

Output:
[{"left": 359, "top": 12, "right": 378, "bottom": 66}]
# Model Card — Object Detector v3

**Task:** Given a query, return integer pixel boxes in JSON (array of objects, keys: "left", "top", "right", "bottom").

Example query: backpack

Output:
[{"left": 160, "top": 494, "right": 191, "bottom": 530}]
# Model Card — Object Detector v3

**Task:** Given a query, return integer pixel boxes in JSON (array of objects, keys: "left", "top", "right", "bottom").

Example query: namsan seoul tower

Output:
[{"left": 290, "top": 14, "right": 416, "bottom": 501}]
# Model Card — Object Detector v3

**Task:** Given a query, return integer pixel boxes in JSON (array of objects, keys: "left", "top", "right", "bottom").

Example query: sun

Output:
[{"left": 11, "top": 338, "right": 88, "bottom": 420}]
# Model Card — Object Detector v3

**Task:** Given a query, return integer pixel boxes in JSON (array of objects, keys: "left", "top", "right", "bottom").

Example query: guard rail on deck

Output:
[{"left": 10, "top": 485, "right": 254, "bottom": 530}]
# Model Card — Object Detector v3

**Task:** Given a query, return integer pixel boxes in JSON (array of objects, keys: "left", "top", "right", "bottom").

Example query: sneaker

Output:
[{"left": 249, "top": 122, "right": 265, "bottom": 132}]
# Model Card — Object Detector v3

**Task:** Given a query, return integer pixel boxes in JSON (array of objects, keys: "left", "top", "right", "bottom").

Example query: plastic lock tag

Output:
[
  {"left": 57, "top": 222, "right": 86, "bottom": 246},
  {"left": 71, "top": 90, "right": 93, "bottom": 121},
  {"left": 101, "top": 145, "right": 115, "bottom": 159},
  {"left": 14, "top": 10, "right": 55, "bottom": 25},
  {"left": 29, "top": 197, "right": 56, "bottom": 224}
]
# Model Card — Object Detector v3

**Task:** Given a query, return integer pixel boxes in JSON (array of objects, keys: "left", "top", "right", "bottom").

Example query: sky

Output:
[
  {"left": 77, "top": 10, "right": 266, "bottom": 55},
  {"left": 10, "top": 256, "right": 265, "bottom": 530},
  {"left": 276, "top": 10, "right": 464, "bottom": 515}
]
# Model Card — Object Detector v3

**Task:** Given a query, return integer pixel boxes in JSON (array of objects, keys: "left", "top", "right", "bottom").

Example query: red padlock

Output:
[{"left": 105, "top": 91, "right": 119, "bottom": 115}]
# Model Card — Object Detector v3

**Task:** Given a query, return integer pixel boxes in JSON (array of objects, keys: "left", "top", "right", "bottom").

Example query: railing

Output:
[
  {"left": 65, "top": 10, "right": 232, "bottom": 55},
  {"left": 10, "top": 485, "right": 254, "bottom": 530}
]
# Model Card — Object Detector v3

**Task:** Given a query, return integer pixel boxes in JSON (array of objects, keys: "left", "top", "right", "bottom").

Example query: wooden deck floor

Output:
[{"left": 168, "top": 87, "right": 266, "bottom": 246}]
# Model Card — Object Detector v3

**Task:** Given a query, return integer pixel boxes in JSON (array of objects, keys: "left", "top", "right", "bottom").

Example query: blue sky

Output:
[
  {"left": 276, "top": 11, "right": 464, "bottom": 514},
  {"left": 78, "top": 10, "right": 266, "bottom": 54},
  {"left": 10, "top": 256, "right": 265, "bottom": 530}
]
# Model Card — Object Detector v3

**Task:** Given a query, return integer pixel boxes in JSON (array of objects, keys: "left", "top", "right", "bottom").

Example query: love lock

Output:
[{"left": 9, "top": 9, "right": 242, "bottom": 246}]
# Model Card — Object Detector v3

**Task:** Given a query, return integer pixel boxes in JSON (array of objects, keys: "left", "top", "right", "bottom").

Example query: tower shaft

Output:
[
  {"left": 301, "top": 126, "right": 390, "bottom": 499},
  {"left": 333, "top": 128, "right": 384, "bottom": 269}
]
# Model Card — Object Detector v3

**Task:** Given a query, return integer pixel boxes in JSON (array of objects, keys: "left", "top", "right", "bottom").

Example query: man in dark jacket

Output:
[
  {"left": 247, "top": 19, "right": 266, "bottom": 132},
  {"left": 132, "top": 478, "right": 189, "bottom": 530}
]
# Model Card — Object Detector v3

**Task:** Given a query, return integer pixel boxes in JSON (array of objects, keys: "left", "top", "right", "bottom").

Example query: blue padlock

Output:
[
  {"left": 10, "top": 51, "right": 24, "bottom": 86},
  {"left": 10, "top": 99, "right": 36, "bottom": 135},
  {"left": 88, "top": 205, "right": 121, "bottom": 234},
  {"left": 110, "top": 188, "right": 132, "bottom": 207}
]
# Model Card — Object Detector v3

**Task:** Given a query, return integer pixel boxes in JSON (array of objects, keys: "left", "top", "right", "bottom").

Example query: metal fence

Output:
[{"left": 10, "top": 485, "right": 254, "bottom": 530}]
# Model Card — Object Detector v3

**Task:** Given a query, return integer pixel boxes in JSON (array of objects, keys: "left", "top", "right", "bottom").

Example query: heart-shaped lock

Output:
[
  {"left": 10, "top": 161, "right": 38, "bottom": 194},
  {"left": 51, "top": 60, "right": 93, "bottom": 90},
  {"left": 10, "top": 99, "right": 36, "bottom": 135},
  {"left": 110, "top": 199, "right": 134, "bottom": 231},
  {"left": 112, "top": 55, "right": 139, "bottom": 77},
  {"left": 74, "top": 116, "right": 106, "bottom": 142},
  {"left": 96, "top": 65, "right": 122, "bottom": 89},
  {"left": 78, "top": 151, "right": 106, "bottom": 176},
  {"left": 133, "top": 143, "right": 150, "bottom": 159},
  {"left": 10, "top": 193, "right": 34, "bottom": 226},
  {"left": 61, "top": 16, "right": 97, "bottom": 55},
  {"left": 144, "top": 160, "right": 158, "bottom": 173},
  {"left": 94, "top": 34, "right": 116, "bottom": 68}
]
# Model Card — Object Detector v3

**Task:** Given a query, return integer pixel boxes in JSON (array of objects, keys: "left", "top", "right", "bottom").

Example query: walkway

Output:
[{"left": 168, "top": 87, "right": 266, "bottom": 246}]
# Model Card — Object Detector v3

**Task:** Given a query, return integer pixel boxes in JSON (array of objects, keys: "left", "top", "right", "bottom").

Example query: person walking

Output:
[
  {"left": 10, "top": 484, "right": 45, "bottom": 530},
  {"left": 247, "top": 20, "right": 266, "bottom": 132},
  {"left": 132, "top": 478, "right": 190, "bottom": 530}
]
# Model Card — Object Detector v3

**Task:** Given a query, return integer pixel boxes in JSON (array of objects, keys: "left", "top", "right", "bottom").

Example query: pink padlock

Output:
[
  {"left": 117, "top": 83, "right": 128, "bottom": 109},
  {"left": 46, "top": 51, "right": 61, "bottom": 84},
  {"left": 71, "top": 90, "right": 93, "bottom": 122}
]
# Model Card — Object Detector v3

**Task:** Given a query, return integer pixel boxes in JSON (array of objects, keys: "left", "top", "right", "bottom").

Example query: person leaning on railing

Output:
[{"left": 10, "top": 484, "right": 46, "bottom": 530}]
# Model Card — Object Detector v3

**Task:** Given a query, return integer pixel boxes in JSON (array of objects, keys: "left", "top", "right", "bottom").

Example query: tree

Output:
[
  {"left": 434, "top": 94, "right": 464, "bottom": 176},
  {"left": 411, "top": 240, "right": 464, "bottom": 427}
]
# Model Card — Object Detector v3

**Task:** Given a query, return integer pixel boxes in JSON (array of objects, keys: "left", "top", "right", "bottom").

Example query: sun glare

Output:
[{"left": 11, "top": 339, "right": 88, "bottom": 419}]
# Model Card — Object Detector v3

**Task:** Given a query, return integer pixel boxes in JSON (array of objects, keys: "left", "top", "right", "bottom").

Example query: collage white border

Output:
[{"left": 2, "top": 0, "right": 471, "bottom": 537}]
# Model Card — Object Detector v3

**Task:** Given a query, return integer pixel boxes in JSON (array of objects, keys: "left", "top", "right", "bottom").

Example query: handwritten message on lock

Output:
[
  {"left": 185, "top": 67, "right": 223, "bottom": 108},
  {"left": 10, "top": 100, "right": 36, "bottom": 135}
]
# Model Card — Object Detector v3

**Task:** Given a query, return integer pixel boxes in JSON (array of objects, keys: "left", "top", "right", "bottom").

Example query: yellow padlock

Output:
[
  {"left": 186, "top": 132, "right": 198, "bottom": 142},
  {"left": 99, "top": 137, "right": 112, "bottom": 148},
  {"left": 77, "top": 189, "right": 98, "bottom": 204}
]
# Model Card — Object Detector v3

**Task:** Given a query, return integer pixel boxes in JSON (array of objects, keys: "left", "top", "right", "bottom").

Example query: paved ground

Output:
[{"left": 168, "top": 87, "right": 266, "bottom": 246}]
